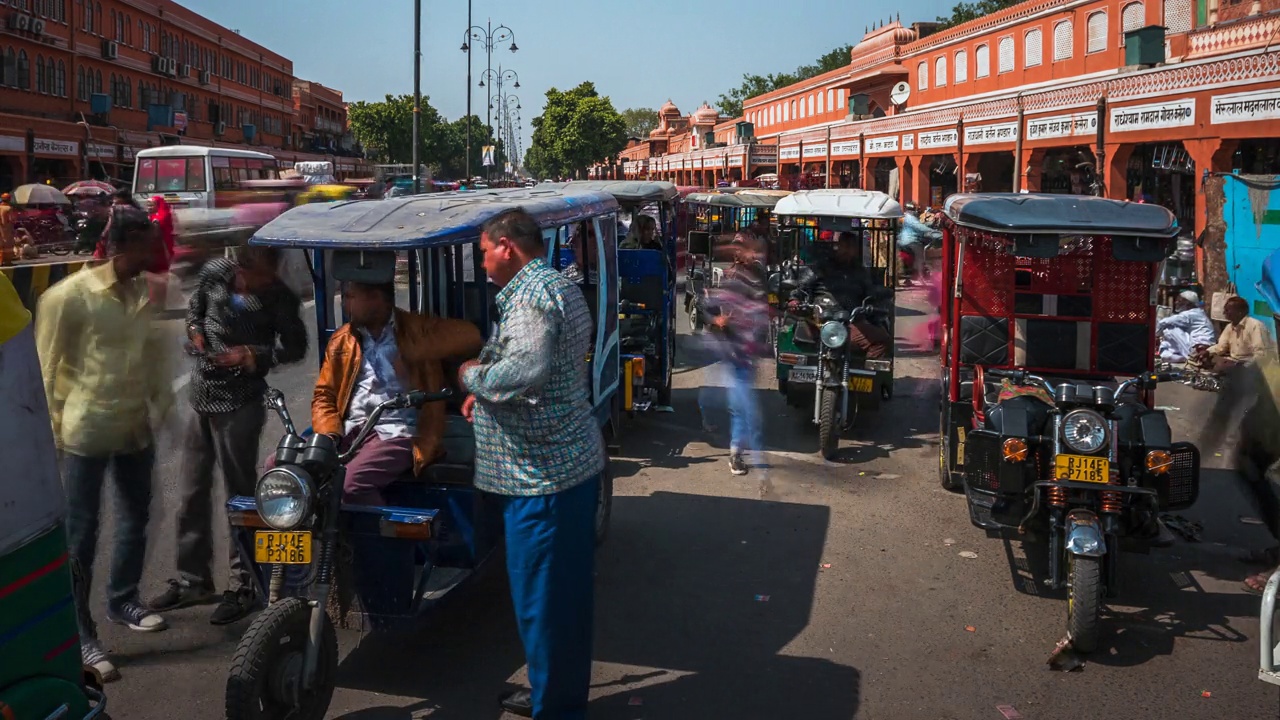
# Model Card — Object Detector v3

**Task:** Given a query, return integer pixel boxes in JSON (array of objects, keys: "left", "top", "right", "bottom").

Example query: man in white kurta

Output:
[{"left": 1158, "top": 291, "right": 1216, "bottom": 363}]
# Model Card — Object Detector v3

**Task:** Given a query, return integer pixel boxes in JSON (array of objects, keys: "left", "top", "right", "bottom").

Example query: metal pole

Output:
[
  {"left": 465, "top": 0, "right": 471, "bottom": 181},
  {"left": 412, "top": 0, "right": 421, "bottom": 195},
  {"left": 486, "top": 19, "right": 493, "bottom": 182}
]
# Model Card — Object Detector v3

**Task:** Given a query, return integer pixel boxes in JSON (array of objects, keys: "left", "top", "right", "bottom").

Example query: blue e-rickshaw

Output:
[{"left": 222, "top": 187, "right": 624, "bottom": 720}]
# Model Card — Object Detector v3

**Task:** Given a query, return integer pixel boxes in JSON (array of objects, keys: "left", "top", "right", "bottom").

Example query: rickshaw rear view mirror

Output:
[
  {"left": 1112, "top": 235, "right": 1173, "bottom": 262},
  {"left": 688, "top": 231, "right": 712, "bottom": 256},
  {"left": 331, "top": 249, "right": 398, "bottom": 284}
]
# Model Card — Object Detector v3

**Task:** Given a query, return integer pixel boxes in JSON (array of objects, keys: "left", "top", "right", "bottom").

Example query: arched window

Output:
[
  {"left": 808, "top": 94, "right": 814, "bottom": 116},
  {"left": 1025, "top": 28, "right": 1043, "bottom": 67},
  {"left": 17, "top": 51, "right": 29, "bottom": 90},
  {"left": 917, "top": 61, "right": 928, "bottom": 90},
  {"left": 790, "top": 99, "right": 796, "bottom": 120},
  {"left": 94, "top": 68, "right": 101, "bottom": 94},
  {"left": 85, "top": 1, "right": 93, "bottom": 33},
  {"left": 997, "top": 36, "right": 1015, "bottom": 73},
  {"left": 975, "top": 44, "right": 990, "bottom": 78},
  {"left": 955, "top": 49, "right": 968, "bottom": 82},
  {"left": 137, "top": 79, "right": 144, "bottom": 106},
  {"left": 782, "top": 102, "right": 788, "bottom": 122},
  {"left": 1086, "top": 11, "right": 1108, "bottom": 53},
  {"left": 76, "top": 65, "right": 85, "bottom": 99},
  {"left": 1120, "top": 2, "right": 1144, "bottom": 46},
  {"left": 35, "top": 54, "right": 45, "bottom": 93},
  {"left": 108, "top": 72, "right": 116, "bottom": 105},
  {"left": 115, "top": 9, "right": 122, "bottom": 41},
  {"left": 55, "top": 60, "right": 64, "bottom": 96},
  {"left": 125, "top": 14, "right": 130, "bottom": 45},
  {"left": 827, "top": 89, "right": 834, "bottom": 113},
  {"left": 935, "top": 55, "right": 947, "bottom": 87},
  {"left": 95, "top": 2, "right": 102, "bottom": 36},
  {"left": 1054, "top": 19, "right": 1074, "bottom": 61},
  {"left": 817, "top": 90, "right": 824, "bottom": 114}
]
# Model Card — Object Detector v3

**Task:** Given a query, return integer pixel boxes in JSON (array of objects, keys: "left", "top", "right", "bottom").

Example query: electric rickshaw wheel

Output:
[{"left": 1066, "top": 553, "right": 1102, "bottom": 653}]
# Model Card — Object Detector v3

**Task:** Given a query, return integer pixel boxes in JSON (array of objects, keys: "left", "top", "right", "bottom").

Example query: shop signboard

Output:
[
  {"left": 1109, "top": 99, "right": 1195, "bottom": 133},
  {"left": 865, "top": 136, "right": 898, "bottom": 154},
  {"left": 0, "top": 136, "right": 24, "bottom": 153},
  {"left": 1210, "top": 89, "right": 1280, "bottom": 125},
  {"left": 88, "top": 143, "right": 116, "bottom": 158},
  {"left": 902, "top": 134, "right": 915, "bottom": 151},
  {"left": 917, "top": 129, "right": 958, "bottom": 149},
  {"left": 749, "top": 154, "right": 777, "bottom": 165},
  {"left": 964, "top": 122, "right": 1019, "bottom": 146},
  {"left": 1026, "top": 111, "right": 1098, "bottom": 141},
  {"left": 779, "top": 146, "right": 800, "bottom": 160},
  {"left": 802, "top": 144, "right": 827, "bottom": 158},
  {"left": 830, "top": 140, "right": 861, "bottom": 156},
  {"left": 34, "top": 138, "right": 78, "bottom": 156},
  {"left": 728, "top": 155, "right": 744, "bottom": 167}
]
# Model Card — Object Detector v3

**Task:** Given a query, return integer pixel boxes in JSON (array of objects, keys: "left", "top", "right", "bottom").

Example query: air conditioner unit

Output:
[
  {"left": 199, "top": 69, "right": 210, "bottom": 85},
  {"left": 152, "top": 55, "right": 167, "bottom": 74},
  {"left": 166, "top": 58, "right": 178, "bottom": 76},
  {"left": 9, "top": 13, "right": 31, "bottom": 31},
  {"left": 31, "top": 19, "right": 44, "bottom": 35},
  {"left": 180, "top": 64, "right": 191, "bottom": 78},
  {"left": 215, "top": 121, "right": 226, "bottom": 135},
  {"left": 101, "top": 40, "right": 118, "bottom": 60}
]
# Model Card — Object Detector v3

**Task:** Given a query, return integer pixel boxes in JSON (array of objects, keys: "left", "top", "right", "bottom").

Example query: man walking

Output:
[
  {"left": 149, "top": 247, "right": 307, "bottom": 624},
  {"left": 36, "top": 207, "right": 172, "bottom": 680},
  {"left": 461, "top": 209, "right": 605, "bottom": 719}
]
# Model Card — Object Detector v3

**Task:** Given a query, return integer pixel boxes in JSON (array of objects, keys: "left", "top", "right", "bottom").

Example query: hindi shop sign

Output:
[
  {"left": 87, "top": 143, "right": 116, "bottom": 158},
  {"left": 0, "top": 135, "right": 23, "bottom": 153},
  {"left": 749, "top": 154, "right": 777, "bottom": 165},
  {"left": 964, "top": 122, "right": 1019, "bottom": 146},
  {"left": 830, "top": 140, "right": 861, "bottom": 156},
  {"left": 865, "top": 136, "right": 899, "bottom": 154},
  {"left": 1211, "top": 89, "right": 1280, "bottom": 125},
  {"left": 778, "top": 146, "right": 800, "bottom": 160},
  {"left": 1026, "top": 111, "right": 1098, "bottom": 141},
  {"left": 917, "top": 129, "right": 958, "bottom": 149},
  {"left": 1109, "top": 99, "right": 1196, "bottom": 133},
  {"left": 34, "top": 138, "right": 79, "bottom": 156},
  {"left": 902, "top": 134, "right": 915, "bottom": 151},
  {"left": 802, "top": 144, "right": 827, "bottom": 158}
]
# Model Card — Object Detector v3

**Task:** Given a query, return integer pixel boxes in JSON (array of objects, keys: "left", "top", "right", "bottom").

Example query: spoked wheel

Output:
[
  {"left": 595, "top": 467, "right": 614, "bottom": 547},
  {"left": 818, "top": 387, "right": 840, "bottom": 460},
  {"left": 1066, "top": 553, "right": 1102, "bottom": 653},
  {"left": 225, "top": 597, "right": 337, "bottom": 720}
]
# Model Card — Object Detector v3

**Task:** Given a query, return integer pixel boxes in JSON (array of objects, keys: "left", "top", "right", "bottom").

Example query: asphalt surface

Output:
[{"left": 83, "top": 287, "right": 1280, "bottom": 720}]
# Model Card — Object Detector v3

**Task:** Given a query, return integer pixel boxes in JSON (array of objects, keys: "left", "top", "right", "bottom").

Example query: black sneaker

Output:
[
  {"left": 209, "top": 590, "right": 256, "bottom": 626},
  {"left": 106, "top": 600, "right": 168, "bottom": 632},
  {"left": 149, "top": 579, "right": 215, "bottom": 611},
  {"left": 729, "top": 452, "right": 748, "bottom": 476}
]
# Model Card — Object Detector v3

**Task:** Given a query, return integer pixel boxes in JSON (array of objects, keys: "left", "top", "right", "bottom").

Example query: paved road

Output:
[{"left": 86, "top": 287, "right": 1278, "bottom": 719}]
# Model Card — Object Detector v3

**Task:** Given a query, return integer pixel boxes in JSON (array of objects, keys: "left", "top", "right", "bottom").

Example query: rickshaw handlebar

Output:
[
  {"left": 264, "top": 386, "right": 455, "bottom": 461},
  {"left": 984, "top": 368, "right": 1181, "bottom": 397}
]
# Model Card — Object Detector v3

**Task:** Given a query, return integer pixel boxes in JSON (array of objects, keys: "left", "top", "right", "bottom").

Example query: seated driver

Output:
[
  {"left": 790, "top": 231, "right": 893, "bottom": 359},
  {"left": 1192, "top": 295, "right": 1273, "bottom": 373},
  {"left": 312, "top": 272, "right": 483, "bottom": 505}
]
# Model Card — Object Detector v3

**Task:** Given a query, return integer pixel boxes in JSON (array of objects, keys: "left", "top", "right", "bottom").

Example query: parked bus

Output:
[{"left": 132, "top": 146, "right": 280, "bottom": 210}]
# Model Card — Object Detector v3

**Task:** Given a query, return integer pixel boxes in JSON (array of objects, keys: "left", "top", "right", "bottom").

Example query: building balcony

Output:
[{"left": 1186, "top": 11, "right": 1280, "bottom": 60}]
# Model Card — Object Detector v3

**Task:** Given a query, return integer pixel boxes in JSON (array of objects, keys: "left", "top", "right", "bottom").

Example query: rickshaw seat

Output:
[
  {"left": 984, "top": 394, "right": 1052, "bottom": 434},
  {"left": 959, "top": 316, "right": 1010, "bottom": 366},
  {"left": 412, "top": 414, "right": 475, "bottom": 485}
]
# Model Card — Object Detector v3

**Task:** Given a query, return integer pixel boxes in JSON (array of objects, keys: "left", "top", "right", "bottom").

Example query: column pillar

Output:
[
  {"left": 896, "top": 155, "right": 910, "bottom": 206},
  {"left": 1019, "top": 147, "right": 1048, "bottom": 193},
  {"left": 1103, "top": 144, "right": 1135, "bottom": 202},
  {"left": 910, "top": 155, "right": 931, "bottom": 207},
  {"left": 1183, "top": 137, "right": 1230, "bottom": 236}
]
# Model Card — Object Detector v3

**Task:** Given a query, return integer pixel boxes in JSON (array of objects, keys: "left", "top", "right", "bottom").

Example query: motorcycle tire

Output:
[
  {"left": 225, "top": 596, "right": 337, "bottom": 720},
  {"left": 595, "top": 467, "right": 614, "bottom": 547},
  {"left": 819, "top": 387, "right": 840, "bottom": 460},
  {"left": 657, "top": 330, "right": 674, "bottom": 406},
  {"left": 689, "top": 308, "right": 704, "bottom": 334},
  {"left": 1066, "top": 553, "right": 1102, "bottom": 653},
  {"left": 47, "top": 244, "right": 71, "bottom": 256}
]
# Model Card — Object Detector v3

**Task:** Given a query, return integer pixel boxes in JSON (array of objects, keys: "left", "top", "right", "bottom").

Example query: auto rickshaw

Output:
[
  {"left": 0, "top": 274, "right": 107, "bottom": 718},
  {"left": 771, "top": 189, "right": 901, "bottom": 459},
  {"left": 296, "top": 183, "right": 357, "bottom": 205},
  {"left": 937, "top": 193, "right": 1200, "bottom": 654},
  {"left": 561, "top": 180, "right": 679, "bottom": 410},
  {"left": 222, "top": 187, "right": 623, "bottom": 720}
]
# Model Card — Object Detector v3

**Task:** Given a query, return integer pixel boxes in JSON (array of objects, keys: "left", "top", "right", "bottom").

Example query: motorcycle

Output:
[
  {"left": 225, "top": 386, "right": 452, "bottom": 719},
  {"left": 965, "top": 367, "right": 1199, "bottom": 652}
]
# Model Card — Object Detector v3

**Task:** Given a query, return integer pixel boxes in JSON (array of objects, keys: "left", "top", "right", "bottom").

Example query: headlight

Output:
[
  {"left": 820, "top": 321, "right": 848, "bottom": 349},
  {"left": 255, "top": 467, "right": 313, "bottom": 530},
  {"left": 1061, "top": 409, "right": 1108, "bottom": 454}
]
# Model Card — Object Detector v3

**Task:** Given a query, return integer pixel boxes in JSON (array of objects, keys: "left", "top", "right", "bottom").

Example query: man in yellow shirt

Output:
[
  {"left": 35, "top": 207, "right": 172, "bottom": 673},
  {"left": 1196, "top": 296, "right": 1273, "bottom": 372}
]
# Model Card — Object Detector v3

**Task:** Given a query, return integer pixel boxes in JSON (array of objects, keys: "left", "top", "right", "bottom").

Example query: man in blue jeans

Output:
[
  {"left": 708, "top": 234, "right": 768, "bottom": 475},
  {"left": 36, "top": 207, "right": 173, "bottom": 681},
  {"left": 460, "top": 208, "right": 605, "bottom": 719}
]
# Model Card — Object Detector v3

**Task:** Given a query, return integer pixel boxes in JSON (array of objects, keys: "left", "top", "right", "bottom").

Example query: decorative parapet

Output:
[
  {"left": 1186, "top": 13, "right": 1280, "bottom": 59},
  {"left": 902, "top": 0, "right": 1072, "bottom": 57}
]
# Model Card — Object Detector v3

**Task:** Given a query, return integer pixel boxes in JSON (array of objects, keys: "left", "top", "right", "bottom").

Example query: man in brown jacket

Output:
[{"left": 313, "top": 280, "right": 483, "bottom": 503}]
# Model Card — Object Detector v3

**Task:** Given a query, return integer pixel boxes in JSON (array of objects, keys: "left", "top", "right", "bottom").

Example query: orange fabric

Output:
[{"left": 313, "top": 309, "right": 483, "bottom": 474}]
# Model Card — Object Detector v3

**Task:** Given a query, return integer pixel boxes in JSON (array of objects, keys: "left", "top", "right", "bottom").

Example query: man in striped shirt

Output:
[{"left": 460, "top": 208, "right": 605, "bottom": 719}]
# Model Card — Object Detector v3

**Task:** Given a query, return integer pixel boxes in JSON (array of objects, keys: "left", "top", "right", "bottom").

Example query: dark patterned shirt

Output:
[{"left": 186, "top": 258, "right": 307, "bottom": 414}]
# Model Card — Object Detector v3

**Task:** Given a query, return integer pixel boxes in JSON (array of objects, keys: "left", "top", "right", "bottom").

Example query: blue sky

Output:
[{"left": 181, "top": 0, "right": 947, "bottom": 152}]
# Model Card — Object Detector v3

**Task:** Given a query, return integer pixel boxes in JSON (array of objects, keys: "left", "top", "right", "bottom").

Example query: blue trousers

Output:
[{"left": 502, "top": 476, "right": 598, "bottom": 720}]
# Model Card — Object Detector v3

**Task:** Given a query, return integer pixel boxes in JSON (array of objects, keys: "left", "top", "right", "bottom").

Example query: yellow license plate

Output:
[
  {"left": 767, "top": 293, "right": 779, "bottom": 304},
  {"left": 847, "top": 375, "right": 873, "bottom": 393},
  {"left": 254, "top": 531, "right": 312, "bottom": 564},
  {"left": 1055, "top": 455, "right": 1110, "bottom": 483}
]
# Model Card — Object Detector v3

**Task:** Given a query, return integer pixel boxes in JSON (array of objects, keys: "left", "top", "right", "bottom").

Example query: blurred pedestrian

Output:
[
  {"left": 148, "top": 194, "right": 175, "bottom": 275},
  {"left": 708, "top": 232, "right": 769, "bottom": 475},
  {"left": 460, "top": 208, "right": 605, "bottom": 720},
  {"left": 93, "top": 188, "right": 140, "bottom": 260},
  {"left": 0, "top": 192, "right": 15, "bottom": 265},
  {"left": 35, "top": 206, "right": 172, "bottom": 680},
  {"left": 149, "top": 247, "right": 307, "bottom": 625}
]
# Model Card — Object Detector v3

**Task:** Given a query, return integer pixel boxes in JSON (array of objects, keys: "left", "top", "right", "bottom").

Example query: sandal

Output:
[{"left": 1243, "top": 570, "right": 1275, "bottom": 595}]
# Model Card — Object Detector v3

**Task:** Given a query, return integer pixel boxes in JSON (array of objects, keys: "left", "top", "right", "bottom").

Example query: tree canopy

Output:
[
  {"left": 524, "top": 82, "right": 626, "bottom": 180},
  {"left": 620, "top": 107, "right": 659, "bottom": 139},
  {"left": 935, "top": 0, "right": 1021, "bottom": 29},
  {"left": 716, "top": 45, "right": 854, "bottom": 118},
  {"left": 346, "top": 94, "right": 502, "bottom": 180}
]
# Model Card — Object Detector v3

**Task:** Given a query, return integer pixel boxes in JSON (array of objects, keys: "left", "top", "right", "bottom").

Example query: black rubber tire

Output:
[
  {"left": 657, "top": 328, "right": 675, "bottom": 406},
  {"left": 1067, "top": 553, "right": 1102, "bottom": 654},
  {"left": 939, "top": 407, "right": 963, "bottom": 491},
  {"left": 819, "top": 387, "right": 839, "bottom": 460},
  {"left": 225, "top": 597, "right": 337, "bottom": 720},
  {"left": 595, "top": 467, "right": 614, "bottom": 547},
  {"left": 881, "top": 378, "right": 893, "bottom": 401}
]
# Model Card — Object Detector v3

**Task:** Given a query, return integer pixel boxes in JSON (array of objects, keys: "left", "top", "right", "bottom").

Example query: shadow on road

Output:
[{"left": 329, "top": 491, "right": 860, "bottom": 720}]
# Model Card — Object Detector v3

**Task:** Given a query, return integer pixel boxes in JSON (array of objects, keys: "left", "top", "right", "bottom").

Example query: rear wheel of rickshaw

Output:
[
  {"left": 595, "top": 467, "right": 614, "bottom": 547},
  {"left": 819, "top": 387, "right": 840, "bottom": 460},
  {"left": 225, "top": 596, "right": 337, "bottom": 720},
  {"left": 658, "top": 330, "right": 675, "bottom": 406},
  {"left": 1066, "top": 553, "right": 1102, "bottom": 653}
]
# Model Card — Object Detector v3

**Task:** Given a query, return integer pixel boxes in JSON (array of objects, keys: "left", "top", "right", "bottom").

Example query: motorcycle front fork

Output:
[
  {"left": 302, "top": 470, "right": 343, "bottom": 689},
  {"left": 812, "top": 353, "right": 849, "bottom": 425}
]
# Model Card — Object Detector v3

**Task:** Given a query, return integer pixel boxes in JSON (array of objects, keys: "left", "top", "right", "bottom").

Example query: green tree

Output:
[
  {"left": 620, "top": 107, "right": 659, "bottom": 139},
  {"left": 715, "top": 44, "right": 854, "bottom": 118},
  {"left": 936, "top": 0, "right": 1020, "bottom": 28},
  {"left": 526, "top": 82, "right": 626, "bottom": 179},
  {"left": 346, "top": 94, "right": 450, "bottom": 168},
  {"left": 438, "top": 114, "right": 501, "bottom": 179}
]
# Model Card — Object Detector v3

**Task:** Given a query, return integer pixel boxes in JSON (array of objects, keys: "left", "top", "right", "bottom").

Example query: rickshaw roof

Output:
[
  {"left": 250, "top": 187, "right": 620, "bottom": 249},
  {"left": 735, "top": 189, "right": 793, "bottom": 199},
  {"left": 559, "top": 180, "right": 678, "bottom": 204},
  {"left": 773, "top": 189, "right": 902, "bottom": 219},
  {"left": 684, "top": 192, "right": 784, "bottom": 209},
  {"left": 943, "top": 193, "right": 1179, "bottom": 237}
]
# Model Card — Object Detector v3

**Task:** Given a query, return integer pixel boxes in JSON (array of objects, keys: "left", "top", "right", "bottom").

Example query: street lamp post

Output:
[
  {"left": 479, "top": 67, "right": 520, "bottom": 181},
  {"left": 461, "top": 13, "right": 516, "bottom": 181},
  {"left": 411, "top": 0, "right": 422, "bottom": 194}
]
